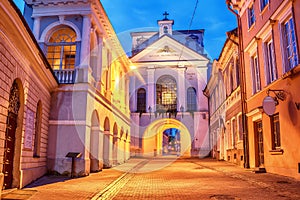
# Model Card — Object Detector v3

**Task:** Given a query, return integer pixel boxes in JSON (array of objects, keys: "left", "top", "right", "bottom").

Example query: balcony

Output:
[{"left": 53, "top": 69, "right": 75, "bottom": 84}]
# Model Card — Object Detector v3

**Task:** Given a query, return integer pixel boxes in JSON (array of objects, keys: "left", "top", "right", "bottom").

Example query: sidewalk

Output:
[
  {"left": 191, "top": 158, "right": 300, "bottom": 199},
  {"left": 1, "top": 158, "right": 146, "bottom": 200}
]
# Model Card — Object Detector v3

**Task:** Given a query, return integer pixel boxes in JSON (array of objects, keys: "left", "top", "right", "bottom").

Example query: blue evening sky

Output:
[{"left": 14, "top": 0, "right": 237, "bottom": 60}]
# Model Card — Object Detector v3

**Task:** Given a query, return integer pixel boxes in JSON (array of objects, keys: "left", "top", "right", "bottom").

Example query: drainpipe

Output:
[{"left": 226, "top": 1, "right": 250, "bottom": 168}]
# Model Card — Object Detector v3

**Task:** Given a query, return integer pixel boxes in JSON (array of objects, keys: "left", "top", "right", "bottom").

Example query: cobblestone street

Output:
[{"left": 2, "top": 157, "right": 300, "bottom": 200}]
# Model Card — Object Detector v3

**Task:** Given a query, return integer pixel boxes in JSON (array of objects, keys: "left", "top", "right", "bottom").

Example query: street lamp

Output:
[{"left": 180, "top": 105, "right": 184, "bottom": 118}]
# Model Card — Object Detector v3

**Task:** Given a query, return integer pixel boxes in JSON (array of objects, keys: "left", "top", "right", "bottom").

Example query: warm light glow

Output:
[{"left": 130, "top": 65, "right": 137, "bottom": 70}]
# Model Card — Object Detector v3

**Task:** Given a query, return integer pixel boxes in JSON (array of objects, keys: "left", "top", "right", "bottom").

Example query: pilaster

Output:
[{"left": 147, "top": 67, "right": 155, "bottom": 112}]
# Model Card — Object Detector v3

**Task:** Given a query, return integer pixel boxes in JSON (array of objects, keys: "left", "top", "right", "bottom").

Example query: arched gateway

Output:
[{"left": 142, "top": 119, "right": 191, "bottom": 157}]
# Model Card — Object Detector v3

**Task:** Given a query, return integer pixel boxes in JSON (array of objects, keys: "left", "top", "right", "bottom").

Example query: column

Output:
[
  {"left": 97, "top": 34, "right": 103, "bottom": 82},
  {"left": 33, "top": 17, "right": 41, "bottom": 40},
  {"left": 177, "top": 67, "right": 186, "bottom": 111},
  {"left": 196, "top": 67, "right": 208, "bottom": 111},
  {"left": 147, "top": 67, "right": 155, "bottom": 112},
  {"left": 130, "top": 74, "right": 137, "bottom": 112},
  {"left": 80, "top": 15, "right": 91, "bottom": 67}
]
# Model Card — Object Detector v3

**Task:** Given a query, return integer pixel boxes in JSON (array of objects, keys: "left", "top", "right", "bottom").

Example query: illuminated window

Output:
[
  {"left": 271, "top": 114, "right": 281, "bottom": 149},
  {"left": 264, "top": 39, "right": 277, "bottom": 84},
  {"left": 187, "top": 87, "right": 197, "bottom": 111},
  {"left": 156, "top": 75, "right": 177, "bottom": 111},
  {"left": 282, "top": 17, "right": 298, "bottom": 72},
  {"left": 248, "top": 5, "right": 255, "bottom": 28},
  {"left": 46, "top": 27, "right": 76, "bottom": 70},
  {"left": 137, "top": 88, "right": 146, "bottom": 113}
]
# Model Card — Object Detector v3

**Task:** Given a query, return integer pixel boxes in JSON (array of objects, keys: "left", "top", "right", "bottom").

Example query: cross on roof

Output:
[{"left": 163, "top": 11, "right": 169, "bottom": 20}]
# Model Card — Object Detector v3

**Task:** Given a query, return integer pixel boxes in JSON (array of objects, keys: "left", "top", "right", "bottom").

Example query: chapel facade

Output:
[{"left": 129, "top": 14, "right": 210, "bottom": 157}]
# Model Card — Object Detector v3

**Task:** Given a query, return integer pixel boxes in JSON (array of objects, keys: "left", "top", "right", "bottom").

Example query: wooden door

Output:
[
  {"left": 3, "top": 112, "right": 17, "bottom": 189},
  {"left": 254, "top": 120, "right": 264, "bottom": 167}
]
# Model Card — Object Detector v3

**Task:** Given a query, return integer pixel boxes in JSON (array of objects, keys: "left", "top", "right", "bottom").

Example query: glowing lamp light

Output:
[{"left": 130, "top": 65, "right": 137, "bottom": 70}]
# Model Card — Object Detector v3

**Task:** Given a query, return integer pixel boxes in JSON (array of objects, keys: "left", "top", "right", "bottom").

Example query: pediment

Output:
[{"left": 131, "top": 35, "right": 209, "bottom": 65}]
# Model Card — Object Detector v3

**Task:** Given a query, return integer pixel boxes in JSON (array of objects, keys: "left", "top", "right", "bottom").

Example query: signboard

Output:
[
  {"left": 24, "top": 109, "right": 35, "bottom": 149},
  {"left": 262, "top": 96, "right": 276, "bottom": 116}
]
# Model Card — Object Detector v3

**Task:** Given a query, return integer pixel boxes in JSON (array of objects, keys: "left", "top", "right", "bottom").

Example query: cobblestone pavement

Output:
[{"left": 2, "top": 157, "right": 300, "bottom": 200}]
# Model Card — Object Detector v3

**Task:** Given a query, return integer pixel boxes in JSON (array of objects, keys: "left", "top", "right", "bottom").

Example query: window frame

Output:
[
  {"left": 280, "top": 16, "right": 299, "bottom": 72},
  {"left": 271, "top": 113, "right": 281, "bottom": 150},
  {"left": 260, "top": 0, "right": 269, "bottom": 12},
  {"left": 187, "top": 87, "right": 197, "bottom": 111},
  {"left": 248, "top": 4, "right": 256, "bottom": 28},
  {"left": 263, "top": 38, "right": 277, "bottom": 84},
  {"left": 46, "top": 27, "right": 77, "bottom": 70},
  {"left": 250, "top": 54, "right": 261, "bottom": 94},
  {"left": 137, "top": 88, "right": 146, "bottom": 113}
]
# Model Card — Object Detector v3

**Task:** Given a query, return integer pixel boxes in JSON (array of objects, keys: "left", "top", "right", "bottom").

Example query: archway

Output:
[
  {"left": 112, "top": 123, "right": 118, "bottom": 165},
  {"left": 143, "top": 118, "right": 191, "bottom": 157},
  {"left": 90, "top": 110, "right": 101, "bottom": 172},
  {"left": 3, "top": 79, "right": 24, "bottom": 189},
  {"left": 103, "top": 117, "right": 110, "bottom": 168},
  {"left": 162, "top": 128, "right": 181, "bottom": 156}
]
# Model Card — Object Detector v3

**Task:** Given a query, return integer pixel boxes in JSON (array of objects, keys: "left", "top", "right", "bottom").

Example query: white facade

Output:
[
  {"left": 24, "top": 0, "right": 131, "bottom": 176},
  {"left": 129, "top": 16, "right": 210, "bottom": 157}
]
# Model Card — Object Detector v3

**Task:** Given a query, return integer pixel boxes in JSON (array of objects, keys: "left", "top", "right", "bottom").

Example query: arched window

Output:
[
  {"left": 46, "top": 26, "right": 77, "bottom": 70},
  {"left": 33, "top": 101, "right": 42, "bottom": 157},
  {"left": 163, "top": 26, "right": 169, "bottom": 34},
  {"left": 137, "top": 88, "right": 146, "bottom": 112},
  {"left": 187, "top": 87, "right": 197, "bottom": 111},
  {"left": 156, "top": 75, "right": 177, "bottom": 111}
]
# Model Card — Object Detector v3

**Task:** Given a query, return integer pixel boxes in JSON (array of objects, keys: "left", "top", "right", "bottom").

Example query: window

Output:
[
  {"left": 187, "top": 87, "right": 197, "bottom": 111},
  {"left": 137, "top": 88, "right": 146, "bottom": 113},
  {"left": 282, "top": 17, "right": 299, "bottom": 72},
  {"left": 156, "top": 75, "right": 177, "bottom": 111},
  {"left": 264, "top": 40, "right": 277, "bottom": 84},
  {"left": 260, "top": 0, "right": 269, "bottom": 11},
  {"left": 46, "top": 27, "right": 77, "bottom": 70},
  {"left": 271, "top": 114, "right": 281, "bottom": 149},
  {"left": 232, "top": 119, "right": 237, "bottom": 148},
  {"left": 238, "top": 115, "right": 243, "bottom": 140},
  {"left": 235, "top": 57, "right": 240, "bottom": 85},
  {"left": 248, "top": 5, "right": 256, "bottom": 28},
  {"left": 250, "top": 55, "right": 261, "bottom": 93},
  {"left": 33, "top": 101, "right": 42, "bottom": 157}
]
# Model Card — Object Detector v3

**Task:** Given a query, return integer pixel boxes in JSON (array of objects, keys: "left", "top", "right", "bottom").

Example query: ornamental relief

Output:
[{"left": 8, "top": 81, "right": 20, "bottom": 115}]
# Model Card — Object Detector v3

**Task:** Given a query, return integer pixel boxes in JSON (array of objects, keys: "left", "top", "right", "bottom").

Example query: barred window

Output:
[{"left": 156, "top": 75, "right": 177, "bottom": 111}]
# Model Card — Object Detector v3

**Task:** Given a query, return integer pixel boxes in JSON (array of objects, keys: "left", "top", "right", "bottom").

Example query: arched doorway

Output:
[
  {"left": 3, "top": 80, "right": 23, "bottom": 189},
  {"left": 143, "top": 118, "right": 191, "bottom": 157}
]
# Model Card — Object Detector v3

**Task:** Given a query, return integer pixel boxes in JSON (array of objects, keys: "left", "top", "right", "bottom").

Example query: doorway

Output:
[
  {"left": 162, "top": 128, "right": 180, "bottom": 155},
  {"left": 3, "top": 81, "right": 21, "bottom": 189},
  {"left": 254, "top": 120, "right": 264, "bottom": 168}
]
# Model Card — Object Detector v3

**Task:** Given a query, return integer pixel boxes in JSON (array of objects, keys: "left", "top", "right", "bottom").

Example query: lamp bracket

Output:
[{"left": 267, "top": 89, "right": 286, "bottom": 101}]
